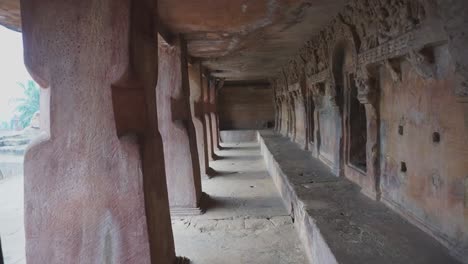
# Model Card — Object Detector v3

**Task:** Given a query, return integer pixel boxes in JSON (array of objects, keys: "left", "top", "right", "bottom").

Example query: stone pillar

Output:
[
  {"left": 209, "top": 80, "right": 221, "bottom": 152},
  {"left": 157, "top": 37, "right": 203, "bottom": 216},
  {"left": 274, "top": 98, "right": 281, "bottom": 132},
  {"left": 311, "top": 86, "right": 323, "bottom": 158},
  {"left": 215, "top": 86, "right": 224, "bottom": 144},
  {"left": 288, "top": 92, "right": 296, "bottom": 141},
  {"left": 188, "top": 62, "right": 214, "bottom": 178},
  {"left": 356, "top": 68, "right": 381, "bottom": 200},
  {"left": 203, "top": 78, "right": 215, "bottom": 161},
  {"left": 21, "top": 0, "right": 178, "bottom": 263},
  {"left": 280, "top": 96, "right": 289, "bottom": 136},
  {"left": 293, "top": 90, "right": 307, "bottom": 150}
]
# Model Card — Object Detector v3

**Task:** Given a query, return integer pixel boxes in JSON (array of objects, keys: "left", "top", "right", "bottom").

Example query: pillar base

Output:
[
  {"left": 170, "top": 193, "right": 209, "bottom": 217},
  {"left": 205, "top": 167, "right": 218, "bottom": 179},
  {"left": 175, "top": 256, "right": 191, "bottom": 264},
  {"left": 170, "top": 206, "right": 203, "bottom": 217}
]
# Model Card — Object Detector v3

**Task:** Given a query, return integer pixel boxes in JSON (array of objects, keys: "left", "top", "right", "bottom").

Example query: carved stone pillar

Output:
[
  {"left": 202, "top": 77, "right": 216, "bottom": 162},
  {"left": 288, "top": 92, "right": 296, "bottom": 141},
  {"left": 21, "top": 0, "right": 178, "bottom": 263},
  {"left": 188, "top": 62, "right": 214, "bottom": 178},
  {"left": 275, "top": 98, "right": 282, "bottom": 132},
  {"left": 209, "top": 80, "right": 221, "bottom": 152},
  {"left": 215, "top": 84, "right": 223, "bottom": 146},
  {"left": 157, "top": 37, "right": 203, "bottom": 216},
  {"left": 356, "top": 68, "right": 381, "bottom": 200},
  {"left": 280, "top": 96, "right": 289, "bottom": 136},
  {"left": 293, "top": 90, "right": 307, "bottom": 149},
  {"left": 310, "top": 85, "right": 324, "bottom": 158}
]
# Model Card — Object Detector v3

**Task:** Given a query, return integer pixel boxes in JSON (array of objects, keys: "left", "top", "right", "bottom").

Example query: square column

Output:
[
  {"left": 188, "top": 64, "right": 216, "bottom": 178},
  {"left": 157, "top": 37, "right": 203, "bottom": 215},
  {"left": 21, "top": 0, "right": 178, "bottom": 263}
]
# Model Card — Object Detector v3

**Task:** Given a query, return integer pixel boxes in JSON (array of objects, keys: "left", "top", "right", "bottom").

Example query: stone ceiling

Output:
[
  {"left": 0, "top": 0, "right": 347, "bottom": 81},
  {"left": 160, "top": 0, "right": 347, "bottom": 81},
  {"left": 0, "top": 1, "right": 20, "bottom": 31}
]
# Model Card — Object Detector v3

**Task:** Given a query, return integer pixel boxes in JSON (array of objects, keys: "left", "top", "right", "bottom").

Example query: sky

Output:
[{"left": 0, "top": 26, "right": 33, "bottom": 123}]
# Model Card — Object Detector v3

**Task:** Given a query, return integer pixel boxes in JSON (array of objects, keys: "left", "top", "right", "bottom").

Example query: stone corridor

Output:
[
  {"left": 172, "top": 142, "right": 307, "bottom": 264},
  {"left": 0, "top": 0, "right": 467, "bottom": 263}
]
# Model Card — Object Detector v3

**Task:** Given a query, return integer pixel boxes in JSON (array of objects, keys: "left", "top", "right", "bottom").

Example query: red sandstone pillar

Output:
[
  {"left": 188, "top": 63, "right": 215, "bottom": 178},
  {"left": 21, "top": 0, "right": 178, "bottom": 263},
  {"left": 157, "top": 37, "right": 203, "bottom": 216},
  {"left": 203, "top": 77, "right": 216, "bottom": 161},
  {"left": 209, "top": 80, "right": 221, "bottom": 152}
]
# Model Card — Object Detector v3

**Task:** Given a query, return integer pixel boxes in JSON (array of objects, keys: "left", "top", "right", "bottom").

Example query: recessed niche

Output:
[
  {"left": 398, "top": 125, "right": 404, "bottom": 135},
  {"left": 432, "top": 132, "right": 441, "bottom": 143},
  {"left": 401, "top": 162, "right": 407, "bottom": 173}
]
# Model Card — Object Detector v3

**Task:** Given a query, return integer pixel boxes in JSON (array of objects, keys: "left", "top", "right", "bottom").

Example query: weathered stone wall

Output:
[
  {"left": 218, "top": 84, "right": 274, "bottom": 130},
  {"left": 272, "top": 0, "right": 468, "bottom": 260}
]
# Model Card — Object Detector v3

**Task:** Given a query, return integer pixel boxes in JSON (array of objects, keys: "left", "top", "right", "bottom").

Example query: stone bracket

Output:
[
  {"left": 171, "top": 97, "right": 190, "bottom": 121},
  {"left": 111, "top": 77, "right": 147, "bottom": 137},
  {"left": 193, "top": 101, "right": 205, "bottom": 119}
]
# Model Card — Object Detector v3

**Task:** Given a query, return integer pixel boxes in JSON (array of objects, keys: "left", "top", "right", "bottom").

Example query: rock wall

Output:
[
  {"left": 271, "top": 0, "right": 468, "bottom": 260},
  {"left": 218, "top": 84, "right": 274, "bottom": 130}
]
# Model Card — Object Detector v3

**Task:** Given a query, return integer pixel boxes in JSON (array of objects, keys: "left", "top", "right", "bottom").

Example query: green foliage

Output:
[{"left": 13, "top": 80, "right": 40, "bottom": 128}]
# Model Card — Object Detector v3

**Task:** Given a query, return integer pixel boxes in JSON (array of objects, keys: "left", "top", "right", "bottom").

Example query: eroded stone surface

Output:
[
  {"left": 271, "top": 1, "right": 468, "bottom": 259},
  {"left": 259, "top": 131, "right": 463, "bottom": 264}
]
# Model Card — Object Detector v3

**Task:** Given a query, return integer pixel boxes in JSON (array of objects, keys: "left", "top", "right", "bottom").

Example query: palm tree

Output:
[{"left": 13, "top": 80, "right": 40, "bottom": 128}]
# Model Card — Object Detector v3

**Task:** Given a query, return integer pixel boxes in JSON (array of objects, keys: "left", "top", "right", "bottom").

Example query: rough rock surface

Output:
[{"left": 259, "top": 131, "right": 463, "bottom": 264}]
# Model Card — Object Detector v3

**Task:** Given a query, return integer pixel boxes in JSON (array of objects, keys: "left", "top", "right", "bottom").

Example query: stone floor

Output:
[{"left": 172, "top": 142, "right": 307, "bottom": 264}]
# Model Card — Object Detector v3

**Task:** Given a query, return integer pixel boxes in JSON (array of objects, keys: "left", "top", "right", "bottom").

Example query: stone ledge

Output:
[
  {"left": 257, "top": 131, "right": 462, "bottom": 264},
  {"left": 170, "top": 193, "right": 210, "bottom": 217},
  {"left": 170, "top": 207, "right": 203, "bottom": 217}
]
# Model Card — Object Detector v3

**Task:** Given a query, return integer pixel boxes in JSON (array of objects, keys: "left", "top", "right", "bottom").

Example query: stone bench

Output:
[{"left": 258, "top": 130, "right": 461, "bottom": 264}]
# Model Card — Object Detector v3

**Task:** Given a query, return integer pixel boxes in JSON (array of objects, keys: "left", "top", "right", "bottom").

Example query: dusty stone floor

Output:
[{"left": 172, "top": 142, "right": 307, "bottom": 264}]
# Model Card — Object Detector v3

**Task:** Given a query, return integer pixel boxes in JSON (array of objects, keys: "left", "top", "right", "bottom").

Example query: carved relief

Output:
[
  {"left": 343, "top": 0, "right": 426, "bottom": 52},
  {"left": 405, "top": 49, "right": 436, "bottom": 79},
  {"left": 285, "top": 58, "right": 302, "bottom": 85},
  {"left": 355, "top": 66, "right": 377, "bottom": 105}
]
